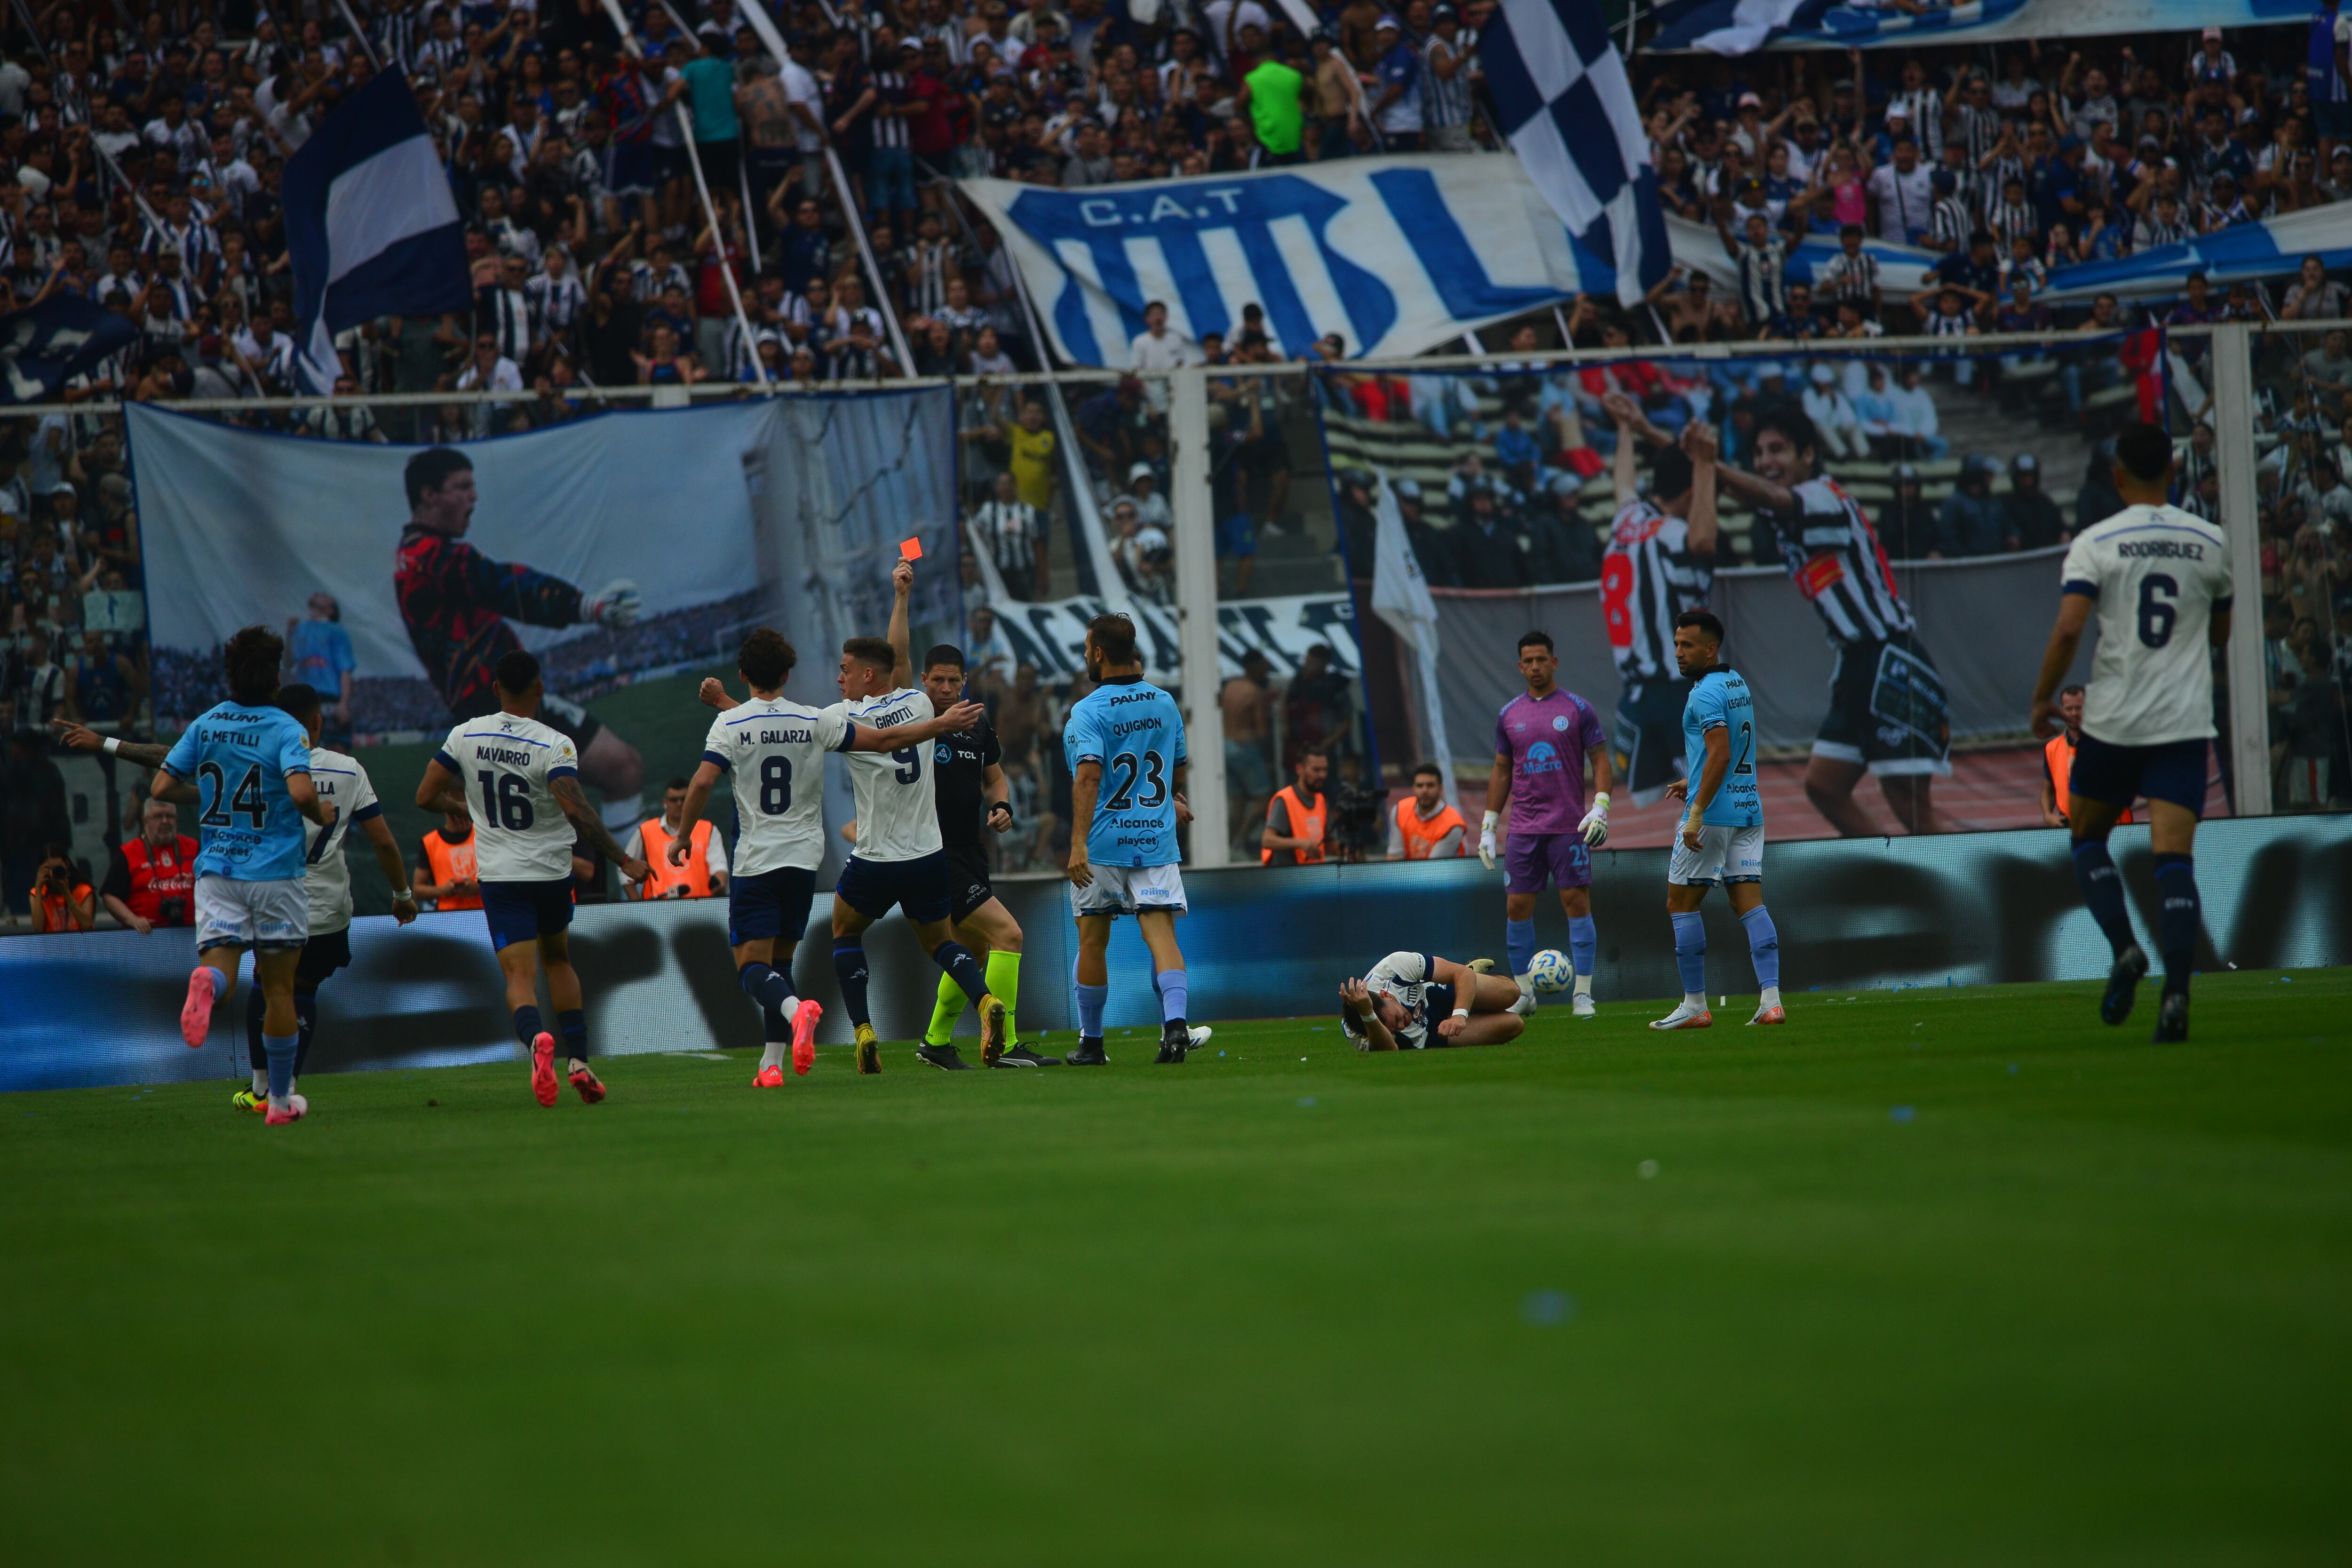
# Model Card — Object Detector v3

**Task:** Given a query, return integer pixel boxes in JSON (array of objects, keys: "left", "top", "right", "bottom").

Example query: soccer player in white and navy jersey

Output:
[
  {"left": 414, "top": 649, "right": 651, "bottom": 1107},
  {"left": 1599, "top": 392, "right": 1720, "bottom": 808},
  {"left": 1338, "top": 953, "right": 1527, "bottom": 1050},
  {"left": 1716, "top": 400, "right": 1953, "bottom": 837},
  {"left": 826, "top": 558, "right": 1009, "bottom": 1073},
  {"left": 2029, "top": 422, "right": 2231, "bottom": 1043},
  {"left": 681, "top": 627, "right": 981, "bottom": 1084}
]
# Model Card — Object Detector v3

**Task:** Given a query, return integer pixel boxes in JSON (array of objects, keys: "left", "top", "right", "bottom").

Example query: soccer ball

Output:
[{"left": 1528, "top": 949, "right": 1573, "bottom": 995}]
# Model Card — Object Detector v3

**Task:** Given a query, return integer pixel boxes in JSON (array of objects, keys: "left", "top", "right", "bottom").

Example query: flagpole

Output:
[
  {"left": 331, "top": 0, "right": 385, "bottom": 70},
  {"left": 597, "top": 0, "right": 771, "bottom": 389}
]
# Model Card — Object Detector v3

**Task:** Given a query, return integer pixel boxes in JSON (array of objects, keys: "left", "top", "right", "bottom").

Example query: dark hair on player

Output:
[
  {"left": 1750, "top": 400, "right": 1822, "bottom": 471},
  {"left": 493, "top": 648, "right": 541, "bottom": 696},
  {"left": 1413, "top": 761, "right": 1442, "bottom": 781},
  {"left": 1517, "top": 629, "right": 1554, "bottom": 654},
  {"left": 2114, "top": 422, "right": 2175, "bottom": 485},
  {"left": 272, "top": 682, "right": 321, "bottom": 727},
  {"left": 1675, "top": 608, "right": 1725, "bottom": 645},
  {"left": 2059, "top": 683, "right": 2086, "bottom": 699},
  {"left": 841, "top": 636, "right": 896, "bottom": 674},
  {"left": 665, "top": 776, "right": 689, "bottom": 794},
  {"left": 923, "top": 643, "right": 966, "bottom": 673},
  {"left": 1650, "top": 444, "right": 1695, "bottom": 501},
  {"left": 404, "top": 446, "right": 474, "bottom": 510},
  {"left": 1086, "top": 613, "right": 1138, "bottom": 666},
  {"left": 737, "top": 627, "right": 796, "bottom": 689},
  {"left": 222, "top": 625, "right": 284, "bottom": 706}
]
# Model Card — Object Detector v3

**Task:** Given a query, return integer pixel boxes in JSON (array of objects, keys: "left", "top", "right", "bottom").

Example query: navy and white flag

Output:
[
  {"left": 1479, "top": 0, "right": 1670, "bottom": 307},
  {"left": 961, "top": 157, "right": 1605, "bottom": 367},
  {"left": 284, "top": 69, "right": 470, "bottom": 393},
  {"left": 0, "top": 295, "right": 140, "bottom": 404}
]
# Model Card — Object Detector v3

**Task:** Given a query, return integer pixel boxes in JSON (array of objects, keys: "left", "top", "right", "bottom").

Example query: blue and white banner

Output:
[
  {"left": 1651, "top": 0, "right": 2310, "bottom": 54},
  {"left": 0, "top": 295, "right": 139, "bottom": 403},
  {"left": 284, "top": 69, "right": 471, "bottom": 393},
  {"left": 1480, "top": 0, "right": 1671, "bottom": 305},
  {"left": 962, "top": 158, "right": 1598, "bottom": 366},
  {"left": 1664, "top": 213, "right": 1939, "bottom": 304},
  {"left": 2039, "top": 202, "right": 2352, "bottom": 305}
]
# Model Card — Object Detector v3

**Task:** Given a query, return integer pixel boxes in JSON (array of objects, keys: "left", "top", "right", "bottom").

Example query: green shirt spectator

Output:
[
  {"left": 1245, "top": 57, "right": 1306, "bottom": 158},
  {"left": 679, "top": 53, "right": 740, "bottom": 144}
]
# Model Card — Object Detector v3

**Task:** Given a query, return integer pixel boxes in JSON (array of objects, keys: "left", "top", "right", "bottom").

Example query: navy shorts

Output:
[
  {"left": 730, "top": 865, "right": 816, "bottom": 947},
  {"left": 2070, "top": 733, "right": 2209, "bottom": 817},
  {"left": 480, "top": 878, "right": 575, "bottom": 951},
  {"left": 835, "top": 850, "right": 953, "bottom": 925}
]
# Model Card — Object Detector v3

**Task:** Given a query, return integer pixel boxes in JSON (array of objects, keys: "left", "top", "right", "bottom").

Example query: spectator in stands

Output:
[
  {"left": 1220, "top": 648, "right": 1277, "bottom": 854},
  {"left": 2004, "top": 453, "right": 2069, "bottom": 550},
  {"left": 969, "top": 471, "right": 1049, "bottom": 601},
  {"left": 1283, "top": 644, "right": 1353, "bottom": 769},
  {"left": 1936, "top": 456, "right": 2011, "bottom": 557},
  {"left": 98, "top": 796, "right": 199, "bottom": 935},
  {"left": 1877, "top": 463, "right": 1939, "bottom": 561}
]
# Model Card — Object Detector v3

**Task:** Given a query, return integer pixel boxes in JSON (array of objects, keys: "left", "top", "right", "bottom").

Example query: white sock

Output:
[
  {"left": 1514, "top": 972, "right": 1534, "bottom": 999},
  {"left": 1759, "top": 985, "right": 1781, "bottom": 1011},
  {"left": 598, "top": 792, "right": 643, "bottom": 834},
  {"left": 1573, "top": 972, "right": 1593, "bottom": 998},
  {"left": 250, "top": 1067, "right": 267, "bottom": 1095},
  {"left": 759, "top": 1037, "right": 787, "bottom": 1071},
  {"left": 1684, "top": 992, "right": 1706, "bottom": 1009}
]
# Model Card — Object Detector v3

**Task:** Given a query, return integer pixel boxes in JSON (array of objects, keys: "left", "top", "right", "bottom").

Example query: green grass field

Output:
[{"left": 5, "top": 971, "right": 2348, "bottom": 1565}]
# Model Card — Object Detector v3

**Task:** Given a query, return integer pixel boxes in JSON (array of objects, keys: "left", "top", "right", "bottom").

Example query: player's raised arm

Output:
[
  {"left": 886, "top": 557, "right": 915, "bottom": 693},
  {"left": 552, "top": 772, "right": 649, "bottom": 885},
  {"left": 1681, "top": 419, "right": 1722, "bottom": 560},
  {"left": 699, "top": 677, "right": 741, "bottom": 712},
  {"left": 668, "top": 761, "right": 726, "bottom": 867},
  {"left": 49, "top": 718, "right": 170, "bottom": 768},
  {"left": 1712, "top": 455, "right": 1798, "bottom": 517},
  {"left": 846, "top": 699, "right": 986, "bottom": 751}
]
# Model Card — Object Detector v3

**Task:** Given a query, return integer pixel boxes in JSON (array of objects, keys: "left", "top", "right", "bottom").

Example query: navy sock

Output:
[
  {"left": 933, "top": 940, "right": 991, "bottom": 1006},
  {"left": 1156, "top": 969, "right": 1188, "bottom": 1025},
  {"left": 558, "top": 1009, "right": 588, "bottom": 1063},
  {"left": 293, "top": 991, "right": 318, "bottom": 1077},
  {"left": 738, "top": 961, "right": 796, "bottom": 1012},
  {"left": 512, "top": 1004, "right": 543, "bottom": 1051},
  {"left": 833, "top": 939, "right": 871, "bottom": 1027},
  {"left": 245, "top": 983, "right": 266, "bottom": 1068},
  {"left": 2070, "top": 839, "right": 2136, "bottom": 958},
  {"left": 1669, "top": 910, "right": 1707, "bottom": 999},
  {"left": 763, "top": 1003, "right": 790, "bottom": 1042},
  {"left": 1738, "top": 905, "right": 1780, "bottom": 991},
  {"left": 1505, "top": 917, "right": 1538, "bottom": 979},
  {"left": 2153, "top": 853, "right": 2201, "bottom": 997}
]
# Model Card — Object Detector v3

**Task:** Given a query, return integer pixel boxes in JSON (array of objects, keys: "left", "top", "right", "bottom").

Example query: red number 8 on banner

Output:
[{"left": 1600, "top": 553, "right": 1635, "bottom": 650}]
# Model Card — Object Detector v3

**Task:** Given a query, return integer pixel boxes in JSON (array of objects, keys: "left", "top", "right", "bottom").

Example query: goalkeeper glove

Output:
[
  {"left": 1578, "top": 791, "right": 1611, "bottom": 849},
  {"left": 1478, "top": 810, "right": 1499, "bottom": 872},
  {"left": 584, "top": 579, "right": 642, "bottom": 629}
]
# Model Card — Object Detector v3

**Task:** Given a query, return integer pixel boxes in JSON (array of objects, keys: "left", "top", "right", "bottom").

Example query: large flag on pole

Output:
[
  {"left": 0, "top": 296, "right": 139, "bottom": 404},
  {"left": 1370, "top": 469, "right": 1460, "bottom": 812},
  {"left": 284, "top": 69, "right": 470, "bottom": 393},
  {"left": 1479, "top": 0, "right": 1671, "bottom": 307}
]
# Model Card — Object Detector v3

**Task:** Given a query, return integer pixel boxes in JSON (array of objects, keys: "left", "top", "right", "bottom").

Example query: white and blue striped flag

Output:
[
  {"left": 285, "top": 70, "right": 471, "bottom": 393},
  {"left": 1479, "top": 0, "right": 1671, "bottom": 307}
]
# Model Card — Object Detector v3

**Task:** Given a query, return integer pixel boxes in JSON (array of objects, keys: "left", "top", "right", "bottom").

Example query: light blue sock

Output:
[
  {"left": 1669, "top": 911, "right": 1707, "bottom": 999},
  {"left": 1568, "top": 915, "right": 1597, "bottom": 977},
  {"left": 1075, "top": 981, "right": 1109, "bottom": 1041},
  {"left": 1505, "top": 918, "right": 1538, "bottom": 978},
  {"left": 1156, "top": 970, "right": 1188, "bottom": 1024},
  {"left": 201, "top": 964, "right": 229, "bottom": 998},
  {"left": 1739, "top": 905, "right": 1780, "bottom": 991},
  {"left": 263, "top": 1032, "right": 298, "bottom": 1101}
]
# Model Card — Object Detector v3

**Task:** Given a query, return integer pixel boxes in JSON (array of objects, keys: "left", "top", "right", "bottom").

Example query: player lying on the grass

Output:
[
  {"left": 415, "top": 649, "right": 649, "bottom": 1107},
  {"left": 151, "top": 627, "right": 339, "bottom": 1124},
  {"left": 230, "top": 682, "right": 418, "bottom": 1111},
  {"left": 2028, "top": 421, "right": 2229, "bottom": 1044},
  {"left": 688, "top": 627, "right": 986, "bottom": 1083},
  {"left": 1338, "top": 954, "right": 1528, "bottom": 1050},
  {"left": 1651, "top": 610, "right": 1785, "bottom": 1032}
]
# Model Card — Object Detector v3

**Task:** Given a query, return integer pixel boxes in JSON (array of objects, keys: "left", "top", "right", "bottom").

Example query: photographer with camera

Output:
[
  {"left": 101, "top": 796, "right": 201, "bottom": 935},
  {"left": 29, "top": 843, "right": 95, "bottom": 933}
]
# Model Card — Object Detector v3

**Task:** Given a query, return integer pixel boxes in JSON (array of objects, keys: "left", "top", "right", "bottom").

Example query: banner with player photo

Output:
[
  {"left": 124, "top": 394, "right": 964, "bottom": 742},
  {"left": 978, "top": 591, "right": 1364, "bottom": 687}
]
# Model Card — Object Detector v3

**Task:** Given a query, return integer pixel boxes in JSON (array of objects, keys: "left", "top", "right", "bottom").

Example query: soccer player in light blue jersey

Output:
[
  {"left": 1062, "top": 613, "right": 1200, "bottom": 1065},
  {"left": 154, "top": 626, "right": 340, "bottom": 1124},
  {"left": 1651, "top": 610, "right": 1785, "bottom": 1032}
]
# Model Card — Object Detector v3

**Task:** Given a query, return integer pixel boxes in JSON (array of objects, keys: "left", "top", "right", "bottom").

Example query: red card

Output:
[{"left": 899, "top": 537, "right": 923, "bottom": 561}]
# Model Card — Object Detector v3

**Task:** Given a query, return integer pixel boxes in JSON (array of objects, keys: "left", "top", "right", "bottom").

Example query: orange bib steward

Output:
[
  {"left": 2045, "top": 731, "right": 2131, "bottom": 825},
  {"left": 637, "top": 816, "right": 717, "bottom": 898},
  {"left": 117, "top": 834, "right": 199, "bottom": 924},
  {"left": 1263, "top": 784, "right": 1329, "bottom": 866},
  {"left": 1393, "top": 798, "right": 1467, "bottom": 858},
  {"left": 421, "top": 829, "right": 485, "bottom": 910}
]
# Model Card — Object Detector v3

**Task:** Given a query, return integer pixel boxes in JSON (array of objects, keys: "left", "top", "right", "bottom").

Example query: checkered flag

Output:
[{"left": 1479, "top": 0, "right": 1671, "bottom": 306}]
